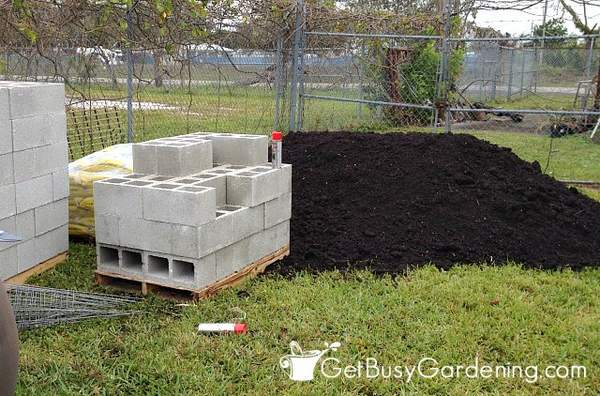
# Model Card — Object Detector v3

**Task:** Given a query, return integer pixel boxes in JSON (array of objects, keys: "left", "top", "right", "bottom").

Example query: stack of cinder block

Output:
[
  {"left": 94, "top": 133, "right": 291, "bottom": 292},
  {"left": 0, "top": 82, "right": 69, "bottom": 280}
]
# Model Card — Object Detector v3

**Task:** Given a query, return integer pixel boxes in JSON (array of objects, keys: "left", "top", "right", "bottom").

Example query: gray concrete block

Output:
[
  {"left": 15, "top": 173, "right": 53, "bottom": 213},
  {"left": 94, "top": 214, "right": 120, "bottom": 245},
  {"left": 250, "top": 220, "right": 290, "bottom": 262},
  {"left": 96, "top": 244, "right": 120, "bottom": 272},
  {"left": 0, "top": 247, "right": 18, "bottom": 280},
  {"left": 4, "top": 82, "right": 65, "bottom": 119},
  {"left": 11, "top": 112, "right": 66, "bottom": 151},
  {"left": 264, "top": 192, "right": 292, "bottom": 229},
  {"left": 0, "top": 184, "right": 16, "bottom": 219},
  {"left": 12, "top": 148, "right": 35, "bottom": 183},
  {"left": 215, "top": 235, "right": 252, "bottom": 279},
  {"left": 0, "top": 153, "right": 14, "bottom": 185},
  {"left": 16, "top": 210, "right": 35, "bottom": 241},
  {"left": 155, "top": 139, "right": 213, "bottom": 176},
  {"left": 52, "top": 167, "right": 70, "bottom": 200},
  {"left": 0, "top": 88, "right": 11, "bottom": 156},
  {"left": 0, "top": 216, "right": 17, "bottom": 252},
  {"left": 34, "top": 199, "right": 68, "bottom": 236},
  {"left": 144, "top": 252, "right": 170, "bottom": 281},
  {"left": 193, "top": 253, "right": 217, "bottom": 288},
  {"left": 16, "top": 239, "right": 36, "bottom": 273},
  {"left": 171, "top": 223, "right": 198, "bottom": 258},
  {"left": 119, "top": 248, "right": 144, "bottom": 275},
  {"left": 12, "top": 143, "right": 68, "bottom": 184},
  {"left": 93, "top": 178, "right": 151, "bottom": 218},
  {"left": 35, "top": 224, "right": 68, "bottom": 264},
  {"left": 132, "top": 143, "right": 157, "bottom": 174},
  {"left": 142, "top": 184, "right": 216, "bottom": 226},
  {"left": 226, "top": 165, "right": 291, "bottom": 206},
  {"left": 35, "top": 142, "right": 69, "bottom": 174},
  {"left": 118, "top": 217, "right": 171, "bottom": 254},
  {"left": 206, "top": 133, "right": 268, "bottom": 165},
  {"left": 187, "top": 173, "right": 227, "bottom": 206}
]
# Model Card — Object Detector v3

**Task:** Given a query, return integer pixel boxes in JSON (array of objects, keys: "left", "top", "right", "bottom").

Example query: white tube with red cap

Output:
[
  {"left": 197, "top": 322, "right": 247, "bottom": 334},
  {"left": 272, "top": 130, "right": 282, "bottom": 169}
]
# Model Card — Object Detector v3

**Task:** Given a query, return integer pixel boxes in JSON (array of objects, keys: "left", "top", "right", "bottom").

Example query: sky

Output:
[{"left": 472, "top": 0, "right": 600, "bottom": 36}]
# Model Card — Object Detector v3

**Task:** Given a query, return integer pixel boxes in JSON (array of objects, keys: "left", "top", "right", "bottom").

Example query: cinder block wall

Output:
[
  {"left": 95, "top": 133, "right": 291, "bottom": 291},
  {"left": 0, "top": 82, "right": 69, "bottom": 280}
]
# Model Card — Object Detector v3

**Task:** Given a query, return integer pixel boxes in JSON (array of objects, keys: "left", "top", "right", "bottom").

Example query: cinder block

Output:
[
  {"left": 119, "top": 248, "right": 144, "bottom": 275},
  {"left": 193, "top": 253, "right": 217, "bottom": 288},
  {"left": 35, "top": 198, "right": 68, "bottom": 236},
  {"left": 264, "top": 193, "right": 292, "bottom": 229},
  {"left": 94, "top": 214, "right": 120, "bottom": 245},
  {"left": 0, "top": 184, "right": 16, "bottom": 219},
  {"left": 16, "top": 239, "right": 36, "bottom": 273},
  {"left": 0, "top": 216, "right": 17, "bottom": 252},
  {"left": 0, "top": 88, "right": 11, "bottom": 156},
  {"left": 187, "top": 173, "right": 227, "bottom": 206},
  {"left": 0, "top": 153, "right": 14, "bottom": 185},
  {"left": 144, "top": 252, "right": 170, "bottom": 281},
  {"left": 93, "top": 178, "right": 151, "bottom": 218},
  {"left": 12, "top": 143, "right": 68, "bottom": 183},
  {"left": 96, "top": 244, "right": 120, "bottom": 272},
  {"left": 133, "top": 138, "right": 213, "bottom": 177},
  {"left": 4, "top": 82, "right": 65, "bottom": 119},
  {"left": 11, "top": 112, "right": 66, "bottom": 151},
  {"left": 34, "top": 143, "right": 69, "bottom": 175},
  {"left": 206, "top": 133, "right": 268, "bottom": 165},
  {"left": 226, "top": 164, "right": 291, "bottom": 206},
  {"left": 52, "top": 167, "right": 70, "bottom": 200},
  {"left": 15, "top": 173, "right": 53, "bottom": 213},
  {"left": 12, "top": 149, "right": 35, "bottom": 183},
  {"left": 16, "top": 210, "right": 35, "bottom": 241},
  {"left": 250, "top": 220, "right": 290, "bottom": 262},
  {"left": 35, "top": 224, "right": 68, "bottom": 264},
  {"left": 215, "top": 234, "right": 252, "bottom": 278},
  {"left": 171, "top": 223, "right": 198, "bottom": 258},
  {"left": 197, "top": 205, "right": 263, "bottom": 257},
  {"left": 118, "top": 217, "right": 172, "bottom": 254},
  {"left": 142, "top": 184, "right": 216, "bottom": 226},
  {"left": 155, "top": 139, "right": 213, "bottom": 176},
  {"left": 0, "top": 247, "right": 18, "bottom": 280},
  {"left": 132, "top": 143, "right": 157, "bottom": 174}
]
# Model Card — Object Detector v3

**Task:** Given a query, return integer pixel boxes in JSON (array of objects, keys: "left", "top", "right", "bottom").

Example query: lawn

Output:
[
  {"left": 14, "top": 84, "right": 600, "bottom": 395},
  {"left": 16, "top": 244, "right": 600, "bottom": 394}
]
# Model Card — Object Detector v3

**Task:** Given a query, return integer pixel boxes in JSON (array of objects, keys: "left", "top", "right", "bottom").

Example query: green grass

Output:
[{"left": 17, "top": 243, "right": 600, "bottom": 395}]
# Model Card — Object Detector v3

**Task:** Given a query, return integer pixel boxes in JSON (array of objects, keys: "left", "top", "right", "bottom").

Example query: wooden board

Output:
[
  {"left": 95, "top": 245, "right": 290, "bottom": 301},
  {"left": 6, "top": 252, "right": 68, "bottom": 285}
]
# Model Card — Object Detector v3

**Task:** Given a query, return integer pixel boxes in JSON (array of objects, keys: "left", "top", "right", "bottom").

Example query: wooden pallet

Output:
[
  {"left": 6, "top": 252, "right": 68, "bottom": 285},
  {"left": 95, "top": 245, "right": 289, "bottom": 300}
]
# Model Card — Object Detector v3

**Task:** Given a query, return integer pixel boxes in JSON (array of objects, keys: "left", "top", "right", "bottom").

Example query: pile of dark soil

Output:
[{"left": 273, "top": 132, "right": 600, "bottom": 274}]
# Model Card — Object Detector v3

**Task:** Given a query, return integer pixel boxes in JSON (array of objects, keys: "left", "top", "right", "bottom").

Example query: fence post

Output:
[
  {"left": 297, "top": 14, "right": 306, "bottom": 132},
  {"left": 507, "top": 48, "right": 515, "bottom": 100},
  {"left": 519, "top": 49, "right": 526, "bottom": 97},
  {"left": 440, "top": 0, "right": 453, "bottom": 133},
  {"left": 288, "top": 0, "right": 304, "bottom": 132},
  {"left": 491, "top": 44, "right": 499, "bottom": 101},
  {"left": 126, "top": 7, "right": 134, "bottom": 143},
  {"left": 273, "top": 33, "right": 284, "bottom": 131}
]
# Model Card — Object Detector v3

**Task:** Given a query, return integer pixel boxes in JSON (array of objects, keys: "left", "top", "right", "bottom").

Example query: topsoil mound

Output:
[{"left": 272, "top": 132, "right": 600, "bottom": 274}]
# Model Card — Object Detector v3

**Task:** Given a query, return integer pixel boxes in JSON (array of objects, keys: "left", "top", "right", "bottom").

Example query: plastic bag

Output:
[{"left": 68, "top": 144, "right": 133, "bottom": 238}]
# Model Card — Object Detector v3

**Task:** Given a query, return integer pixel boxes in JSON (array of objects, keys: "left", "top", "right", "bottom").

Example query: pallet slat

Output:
[{"left": 95, "top": 245, "right": 289, "bottom": 300}]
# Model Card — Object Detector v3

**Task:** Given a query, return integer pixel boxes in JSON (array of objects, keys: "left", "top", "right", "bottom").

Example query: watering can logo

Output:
[{"left": 279, "top": 340, "right": 341, "bottom": 382}]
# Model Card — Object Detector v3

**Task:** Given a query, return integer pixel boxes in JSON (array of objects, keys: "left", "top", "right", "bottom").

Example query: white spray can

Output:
[{"left": 272, "top": 130, "right": 282, "bottom": 169}]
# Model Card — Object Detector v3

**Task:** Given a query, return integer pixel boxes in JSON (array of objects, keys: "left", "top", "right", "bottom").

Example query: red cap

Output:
[
  {"left": 272, "top": 131, "right": 283, "bottom": 141},
  {"left": 234, "top": 323, "right": 248, "bottom": 334}
]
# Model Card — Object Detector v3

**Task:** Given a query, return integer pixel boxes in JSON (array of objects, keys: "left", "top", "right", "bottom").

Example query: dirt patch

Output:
[{"left": 272, "top": 132, "right": 600, "bottom": 274}]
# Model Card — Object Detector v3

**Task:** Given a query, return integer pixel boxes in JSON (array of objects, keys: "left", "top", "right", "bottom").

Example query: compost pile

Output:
[{"left": 274, "top": 132, "right": 600, "bottom": 273}]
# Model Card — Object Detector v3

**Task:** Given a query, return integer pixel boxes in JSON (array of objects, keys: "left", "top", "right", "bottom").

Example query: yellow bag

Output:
[{"left": 68, "top": 144, "right": 133, "bottom": 238}]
